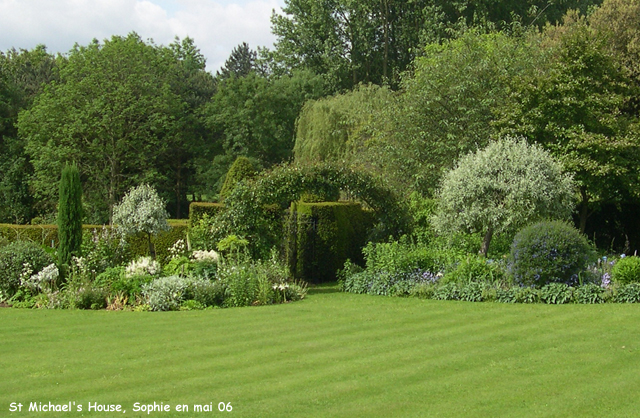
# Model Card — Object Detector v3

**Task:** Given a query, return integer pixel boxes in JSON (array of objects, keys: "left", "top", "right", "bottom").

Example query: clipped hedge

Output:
[
  {"left": 127, "top": 221, "right": 188, "bottom": 264},
  {"left": 0, "top": 222, "right": 188, "bottom": 265},
  {"left": 287, "top": 201, "right": 375, "bottom": 283},
  {"left": 189, "top": 202, "right": 225, "bottom": 225},
  {"left": 0, "top": 224, "right": 104, "bottom": 248}
]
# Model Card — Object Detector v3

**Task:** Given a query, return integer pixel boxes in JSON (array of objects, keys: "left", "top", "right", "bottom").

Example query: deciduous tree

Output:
[{"left": 432, "top": 138, "right": 576, "bottom": 257}]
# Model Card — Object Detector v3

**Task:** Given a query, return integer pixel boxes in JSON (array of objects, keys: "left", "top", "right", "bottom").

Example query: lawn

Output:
[{"left": 2, "top": 285, "right": 640, "bottom": 418}]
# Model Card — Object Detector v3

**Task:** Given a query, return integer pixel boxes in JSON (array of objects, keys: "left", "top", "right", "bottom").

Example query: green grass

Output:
[{"left": 2, "top": 285, "right": 640, "bottom": 417}]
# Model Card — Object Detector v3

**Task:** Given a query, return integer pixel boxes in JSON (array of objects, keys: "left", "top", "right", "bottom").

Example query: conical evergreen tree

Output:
[
  {"left": 216, "top": 42, "right": 256, "bottom": 80},
  {"left": 219, "top": 156, "right": 257, "bottom": 201},
  {"left": 57, "top": 163, "right": 83, "bottom": 268}
]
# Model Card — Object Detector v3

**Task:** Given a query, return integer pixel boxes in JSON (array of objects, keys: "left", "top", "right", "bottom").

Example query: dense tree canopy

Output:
[
  {"left": 0, "top": 46, "right": 59, "bottom": 223},
  {"left": 18, "top": 33, "right": 212, "bottom": 223},
  {"left": 270, "top": 0, "right": 603, "bottom": 91},
  {"left": 496, "top": 13, "right": 640, "bottom": 232},
  {"left": 203, "top": 70, "right": 327, "bottom": 196},
  {"left": 216, "top": 42, "right": 258, "bottom": 80}
]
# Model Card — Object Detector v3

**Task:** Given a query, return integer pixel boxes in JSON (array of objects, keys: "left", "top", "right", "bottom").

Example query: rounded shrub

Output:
[
  {"left": 508, "top": 221, "right": 596, "bottom": 287},
  {"left": 219, "top": 156, "right": 257, "bottom": 202},
  {"left": 611, "top": 256, "right": 640, "bottom": 285},
  {"left": 0, "top": 241, "right": 55, "bottom": 297}
]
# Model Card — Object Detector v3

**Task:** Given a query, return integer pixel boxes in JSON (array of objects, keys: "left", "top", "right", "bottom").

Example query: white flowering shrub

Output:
[
  {"left": 168, "top": 239, "right": 188, "bottom": 259},
  {"left": 21, "top": 263, "right": 59, "bottom": 293},
  {"left": 191, "top": 249, "right": 220, "bottom": 263},
  {"left": 125, "top": 256, "right": 161, "bottom": 278}
]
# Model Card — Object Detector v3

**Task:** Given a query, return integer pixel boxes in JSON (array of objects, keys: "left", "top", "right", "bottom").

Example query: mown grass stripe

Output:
[{"left": 2, "top": 291, "right": 640, "bottom": 417}]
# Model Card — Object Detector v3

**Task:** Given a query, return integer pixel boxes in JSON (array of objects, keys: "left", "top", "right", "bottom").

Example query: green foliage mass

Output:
[
  {"left": 203, "top": 70, "right": 327, "bottom": 194},
  {"left": 0, "top": 240, "right": 54, "bottom": 297},
  {"left": 432, "top": 137, "right": 576, "bottom": 256},
  {"left": 508, "top": 221, "right": 596, "bottom": 287},
  {"left": 612, "top": 256, "right": 640, "bottom": 284},
  {"left": 0, "top": 46, "right": 58, "bottom": 223},
  {"left": 374, "top": 30, "right": 547, "bottom": 195},
  {"left": 442, "top": 255, "right": 504, "bottom": 285},
  {"left": 589, "top": 0, "right": 640, "bottom": 81},
  {"left": 219, "top": 156, "right": 257, "bottom": 202},
  {"left": 270, "top": 0, "right": 594, "bottom": 90},
  {"left": 57, "top": 163, "right": 83, "bottom": 267},
  {"left": 496, "top": 14, "right": 640, "bottom": 231}
]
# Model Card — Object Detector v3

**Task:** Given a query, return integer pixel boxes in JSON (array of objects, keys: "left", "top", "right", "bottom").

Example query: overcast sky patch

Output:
[{"left": 0, "top": 0, "right": 285, "bottom": 72}]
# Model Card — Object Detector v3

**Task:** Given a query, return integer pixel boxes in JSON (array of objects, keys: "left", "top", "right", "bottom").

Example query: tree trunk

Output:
[
  {"left": 382, "top": 0, "right": 389, "bottom": 83},
  {"left": 479, "top": 226, "right": 493, "bottom": 258},
  {"left": 579, "top": 187, "right": 589, "bottom": 233},
  {"left": 148, "top": 232, "right": 156, "bottom": 259},
  {"left": 175, "top": 160, "right": 182, "bottom": 219}
]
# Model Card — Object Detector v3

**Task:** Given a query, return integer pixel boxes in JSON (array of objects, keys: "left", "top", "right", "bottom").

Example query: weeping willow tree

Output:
[{"left": 293, "top": 84, "right": 394, "bottom": 167}]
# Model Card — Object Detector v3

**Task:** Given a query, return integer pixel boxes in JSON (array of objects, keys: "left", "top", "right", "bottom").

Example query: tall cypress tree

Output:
[{"left": 57, "top": 163, "right": 83, "bottom": 268}]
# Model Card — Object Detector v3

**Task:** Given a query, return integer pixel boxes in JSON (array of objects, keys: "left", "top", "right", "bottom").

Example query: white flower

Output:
[
  {"left": 191, "top": 249, "right": 220, "bottom": 263},
  {"left": 21, "top": 263, "right": 59, "bottom": 292},
  {"left": 125, "top": 256, "right": 161, "bottom": 277},
  {"left": 169, "top": 239, "right": 187, "bottom": 259}
]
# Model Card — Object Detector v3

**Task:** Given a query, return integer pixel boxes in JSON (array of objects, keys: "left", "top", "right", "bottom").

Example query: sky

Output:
[{"left": 0, "top": 0, "right": 287, "bottom": 72}]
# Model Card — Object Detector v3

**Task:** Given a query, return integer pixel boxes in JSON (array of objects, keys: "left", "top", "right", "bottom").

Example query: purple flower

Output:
[{"left": 601, "top": 273, "right": 611, "bottom": 289}]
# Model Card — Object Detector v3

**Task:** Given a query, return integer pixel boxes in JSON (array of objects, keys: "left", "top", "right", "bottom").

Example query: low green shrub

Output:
[
  {"left": 0, "top": 240, "right": 55, "bottom": 297},
  {"left": 573, "top": 283, "right": 604, "bottom": 304},
  {"left": 110, "top": 275, "right": 154, "bottom": 302},
  {"left": 613, "top": 283, "right": 640, "bottom": 303},
  {"left": 515, "top": 287, "right": 539, "bottom": 304},
  {"left": 163, "top": 256, "right": 194, "bottom": 277},
  {"left": 458, "top": 281, "right": 487, "bottom": 302},
  {"left": 143, "top": 276, "right": 189, "bottom": 311},
  {"left": 432, "top": 282, "right": 459, "bottom": 300},
  {"left": 219, "top": 263, "right": 259, "bottom": 307},
  {"left": 409, "top": 283, "right": 437, "bottom": 299},
  {"left": 611, "top": 256, "right": 640, "bottom": 285},
  {"left": 442, "top": 255, "right": 504, "bottom": 285},
  {"left": 539, "top": 283, "right": 573, "bottom": 304},
  {"left": 362, "top": 239, "right": 445, "bottom": 275},
  {"left": 341, "top": 270, "right": 371, "bottom": 294},
  {"left": 94, "top": 266, "right": 125, "bottom": 288},
  {"left": 81, "top": 227, "right": 130, "bottom": 275},
  {"left": 74, "top": 286, "right": 107, "bottom": 310},
  {"left": 180, "top": 299, "right": 206, "bottom": 310},
  {"left": 508, "top": 221, "right": 596, "bottom": 287},
  {"left": 185, "top": 278, "right": 225, "bottom": 307}
]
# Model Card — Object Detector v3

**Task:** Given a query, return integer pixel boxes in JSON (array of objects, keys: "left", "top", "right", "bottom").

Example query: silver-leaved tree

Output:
[
  {"left": 112, "top": 184, "right": 169, "bottom": 258},
  {"left": 432, "top": 137, "right": 576, "bottom": 257}
]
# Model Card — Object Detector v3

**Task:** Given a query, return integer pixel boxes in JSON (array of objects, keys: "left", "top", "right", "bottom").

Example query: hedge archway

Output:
[{"left": 211, "top": 164, "right": 409, "bottom": 257}]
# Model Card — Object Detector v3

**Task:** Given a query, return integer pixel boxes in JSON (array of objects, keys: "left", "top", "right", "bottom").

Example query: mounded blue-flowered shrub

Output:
[{"left": 508, "top": 221, "right": 596, "bottom": 287}]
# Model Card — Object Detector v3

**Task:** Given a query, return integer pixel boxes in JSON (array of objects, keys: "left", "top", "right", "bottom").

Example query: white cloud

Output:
[{"left": 0, "top": 0, "right": 285, "bottom": 71}]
